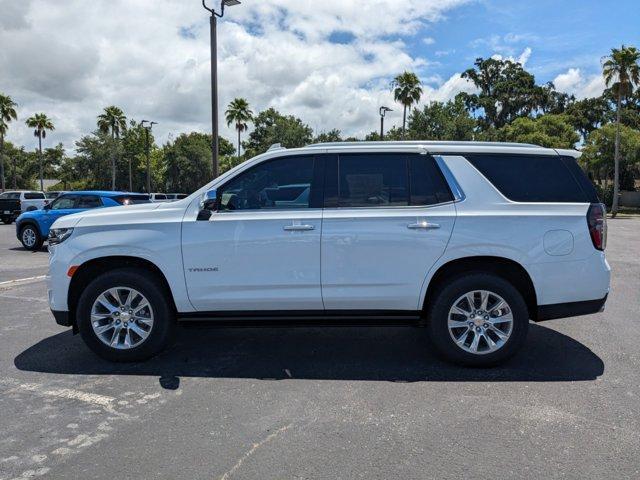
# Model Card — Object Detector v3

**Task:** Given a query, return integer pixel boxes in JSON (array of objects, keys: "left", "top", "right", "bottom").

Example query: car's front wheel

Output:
[
  {"left": 76, "top": 268, "right": 176, "bottom": 362},
  {"left": 20, "top": 224, "right": 43, "bottom": 250},
  {"left": 427, "top": 273, "right": 529, "bottom": 367}
]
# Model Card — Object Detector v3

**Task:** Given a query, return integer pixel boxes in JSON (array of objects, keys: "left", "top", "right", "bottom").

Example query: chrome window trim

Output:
[{"left": 434, "top": 155, "right": 466, "bottom": 202}]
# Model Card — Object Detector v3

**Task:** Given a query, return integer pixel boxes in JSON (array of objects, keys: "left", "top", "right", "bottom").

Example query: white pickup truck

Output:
[{"left": 0, "top": 191, "right": 48, "bottom": 224}]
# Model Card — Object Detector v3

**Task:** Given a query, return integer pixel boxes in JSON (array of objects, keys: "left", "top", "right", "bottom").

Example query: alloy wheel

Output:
[
  {"left": 447, "top": 290, "right": 513, "bottom": 355},
  {"left": 90, "top": 287, "right": 154, "bottom": 350}
]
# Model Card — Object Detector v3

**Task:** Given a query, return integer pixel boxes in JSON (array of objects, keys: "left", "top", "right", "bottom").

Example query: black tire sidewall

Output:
[
  {"left": 77, "top": 268, "right": 175, "bottom": 362},
  {"left": 427, "top": 273, "right": 529, "bottom": 367},
  {"left": 20, "top": 224, "right": 42, "bottom": 251}
]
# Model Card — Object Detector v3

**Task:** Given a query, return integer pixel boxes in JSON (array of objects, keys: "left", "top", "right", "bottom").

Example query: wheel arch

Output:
[
  {"left": 67, "top": 256, "right": 177, "bottom": 328},
  {"left": 422, "top": 256, "right": 538, "bottom": 320}
]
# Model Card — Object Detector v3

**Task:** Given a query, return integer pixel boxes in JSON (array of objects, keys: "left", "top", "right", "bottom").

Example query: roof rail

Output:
[
  {"left": 267, "top": 143, "right": 285, "bottom": 152},
  {"left": 306, "top": 140, "right": 541, "bottom": 148}
]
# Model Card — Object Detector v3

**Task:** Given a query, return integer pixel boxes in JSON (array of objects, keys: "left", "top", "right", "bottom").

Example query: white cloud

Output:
[
  {"left": 423, "top": 37, "right": 436, "bottom": 45},
  {"left": 553, "top": 68, "right": 605, "bottom": 99},
  {"left": 0, "top": 0, "right": 473, "bottom": 150},
  {"left": 490, "top": 47, "right": 532, "bottom": 66}
]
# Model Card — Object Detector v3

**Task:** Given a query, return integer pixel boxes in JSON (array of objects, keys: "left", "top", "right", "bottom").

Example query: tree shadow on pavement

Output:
[{"left": 14, "top": 323, "right": 604, "bottom": 389}]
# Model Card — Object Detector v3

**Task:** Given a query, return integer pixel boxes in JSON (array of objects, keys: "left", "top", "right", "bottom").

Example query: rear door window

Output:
[
  {"left": 465, "top": 154, "right": 589, "bottom": 202},
  {"left": 76, "top": 195, "right": 102, "bottom": 209},
  {"left": 337, "top": 154, "right": 409, "bottom": 207},
  {"left": 324, "top": 153, "right": 452, "bottom": 208}
]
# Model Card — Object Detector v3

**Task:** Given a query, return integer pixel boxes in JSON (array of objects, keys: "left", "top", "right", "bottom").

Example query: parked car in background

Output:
[
  {"left": 166, "top": 193, "right": 188, "bottom": 201},
  {"left": 47, "top": 141, "right": 610, "bottom": 366},
  {"left": 149, "top": 193, "right": 170, "bottom": 203},
  {"left": 0, "top": 191, "right": 47, "bottom": 224},
  {"left": 15, "top": 191, "right": 150, "bottom": 250},
  {"left": 45, "top": 191, "right": 65, "bottom": 200}
]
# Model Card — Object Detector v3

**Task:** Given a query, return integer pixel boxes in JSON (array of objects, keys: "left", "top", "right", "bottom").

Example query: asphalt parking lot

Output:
[{"left": 0, "top": 220, "right": 639, "bottom": 480}]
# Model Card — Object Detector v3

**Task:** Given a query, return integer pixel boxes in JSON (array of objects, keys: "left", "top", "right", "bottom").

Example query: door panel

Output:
[
  {"left": 321, "top": 152, "right": 456, "bottom": 311},
  {"left": 183, "top": 210, "right": 323, "bottom": 311},
  {"left": 321, "top": 204, "right": 455, "bottom": 310},
  {"left": 182, "top": 154, "right": 323, "bottom": 312}
]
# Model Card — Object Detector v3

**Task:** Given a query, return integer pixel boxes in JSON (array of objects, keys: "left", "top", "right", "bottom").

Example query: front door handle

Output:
[
  {"left": 283, "top": 224, "right": 315, "bottom": 231},
  {"left": 407, "top": 221, "right": 440, "bottom": 230}
]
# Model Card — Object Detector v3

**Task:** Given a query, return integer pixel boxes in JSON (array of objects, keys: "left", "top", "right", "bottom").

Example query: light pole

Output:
[
  {"left": 141, "top": 120, "right": 157, "bottom": 194},
  {"left": 379, "top": 106, "right": 392, "bottom": 140},
  {"left": 202, "top": 0, "right": 241, "bottom": 180}
]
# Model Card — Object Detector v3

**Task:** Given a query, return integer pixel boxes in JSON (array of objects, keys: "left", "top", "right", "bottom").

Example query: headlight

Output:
[{"left": 48, "top": 228, "right": 74, "bottom": 245}]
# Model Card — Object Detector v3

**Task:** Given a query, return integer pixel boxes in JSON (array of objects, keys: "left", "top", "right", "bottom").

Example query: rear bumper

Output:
[{"left": 535, "top": 294, "right": 608, "bottom": 322}]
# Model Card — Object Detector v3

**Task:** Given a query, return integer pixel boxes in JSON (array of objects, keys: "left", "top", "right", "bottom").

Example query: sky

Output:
[{"left": 0, "top": 0, "right": 639, "bottom": 153}]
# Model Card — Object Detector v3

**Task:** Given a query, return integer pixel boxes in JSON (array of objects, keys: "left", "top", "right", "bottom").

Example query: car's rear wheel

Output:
[
  {"left": 427, "top": 273, "right": 529, "bottom": 367},
  {"left": 20, "top": 224, "right": 43, "bottom": 251},
  {"left": 76, "top": 268, "right": 176, "bottom": 362}
]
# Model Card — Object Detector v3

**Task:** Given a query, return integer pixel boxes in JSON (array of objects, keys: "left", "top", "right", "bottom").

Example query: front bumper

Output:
[
  {"left": 535, "top": 294, "right": 608, "bottom": 322},
  {"left": 52, "top": 310, "right": 72, "bottom": 327}
]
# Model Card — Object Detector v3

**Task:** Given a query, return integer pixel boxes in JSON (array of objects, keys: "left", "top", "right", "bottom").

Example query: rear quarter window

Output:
[
  {"left": 465, "top": 154, "right": 590, "bottom": 203},
  {"left": 24, "top": 192, "right": 45, "bottom": 200}
]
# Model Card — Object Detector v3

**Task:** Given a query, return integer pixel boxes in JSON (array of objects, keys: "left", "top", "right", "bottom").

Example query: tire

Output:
[
  {"left": 20, "top": 224, "right": 43, "bottom": 251},
  {"left": 76, "top": 268, "right": 176, "bottom": 362},
  {"left": 1, "top": 216, "right": 12, "bottom": 225},
  {"left": 427, "top": 273, "right": 529, "bottom": 367}
]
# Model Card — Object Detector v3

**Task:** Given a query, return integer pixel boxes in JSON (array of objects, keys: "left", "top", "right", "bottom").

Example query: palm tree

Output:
[
  {"left": 225, "top": 98, "right": 253, "bottom": 159},
  {"left": 0, "top": 94, "right": 18, "bottom": 192},
  {"left": 391, "top": 71, "right": 423, "bottom": 137},
  {"left": 602, "top": 45, "right": 640, "bottom": 217},
  {"left": 25, "top": 113, "right": 55, "bottom": 191},
  {"left": 97, "top": 106, "right": 127, "bottom": 190}
]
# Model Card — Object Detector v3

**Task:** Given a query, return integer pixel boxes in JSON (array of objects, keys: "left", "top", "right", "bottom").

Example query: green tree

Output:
[
  {"left": 25, "top": 113, "right": 55, "bottom": 191},
  {"left": 497, "top": 114, "right": 579, "bottom": 148},
  {"left": 565, "top": 96, "right": 611, "bottom": 142},
  {"left": 537, "top": 82, "right": 575, "bottom": 115},
  {"left": 460, "top": 57, "right": 542, "bottom": 130},
  {"left": 581, "top": 123, "right": 640, "bottom": 199},
  {"left": 602, "top": 45, "right": 640, "bottom": 216},
  {"left": 243, "top": 108, "right": 313, "bottom": 158},
  {"left": 391, "top": 71, "right": 423, "bottom": 137},
  {"left": 162, "top": 133, "right": 234, "bottom": 193},
  {"left": 122, "top": 120, "right": 155, "bottom": 192},
  {"left": 314, "top": 129, "right": 343, "bottom": 143},
  {"left": 0, "top": 93, "right": 18, "bottom": 192},
  {"left": 225, "top": 98, "right": 253, "bottom": 159},
  {"left": 97, "top": 106, "right": 127, "bottom": 190},
  {"left": 407, "top": 96, "right": 476, "bottom": 140}
]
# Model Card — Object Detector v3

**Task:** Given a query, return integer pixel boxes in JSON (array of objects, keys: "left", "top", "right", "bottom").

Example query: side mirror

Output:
[{"left": 197, "top": 189, "right": 217, "bottom": 221}]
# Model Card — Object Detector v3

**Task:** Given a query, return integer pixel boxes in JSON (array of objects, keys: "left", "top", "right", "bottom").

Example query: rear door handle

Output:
[
  {"left": 283, "top": 224, "right": 315, "bottom": 231},
  {"left": 407, "top": 221, "right": 440, "bottom": 230}
]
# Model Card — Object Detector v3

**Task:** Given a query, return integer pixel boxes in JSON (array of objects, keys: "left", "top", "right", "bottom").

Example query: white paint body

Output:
[{"left": 48, "top": 142, "right": 611, "bottom": 316}]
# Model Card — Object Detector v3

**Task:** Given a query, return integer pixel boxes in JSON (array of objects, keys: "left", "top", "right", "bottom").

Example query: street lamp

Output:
[
  {"left": 141, "top": 120, "right": 157, "bottom": 194},
  {"left": 202, "top": 0, "right": 241, "bottom": 180},
  {"left": 379, "top": 106, "right": 392, "bottom": 140}
]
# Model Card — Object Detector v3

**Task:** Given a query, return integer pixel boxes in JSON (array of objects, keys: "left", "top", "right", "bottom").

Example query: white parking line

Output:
[{"left": 0, "top": 275, "right": 46, "bottom": 290}]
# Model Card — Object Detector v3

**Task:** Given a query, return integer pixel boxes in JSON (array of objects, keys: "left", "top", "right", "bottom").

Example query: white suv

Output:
[{"left": 47, "top": 141, "right": 610, "bottom": 366}]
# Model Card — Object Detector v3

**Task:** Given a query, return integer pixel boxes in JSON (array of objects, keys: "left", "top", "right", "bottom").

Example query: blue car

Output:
[{"left": 16, "top": 191, "right": 150, "bottom": 250}]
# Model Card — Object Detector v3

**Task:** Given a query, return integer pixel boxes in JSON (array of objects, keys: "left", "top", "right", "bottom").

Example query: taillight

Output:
[{"left": 587, "top": 203, "right": 607, "bottom": 251}]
